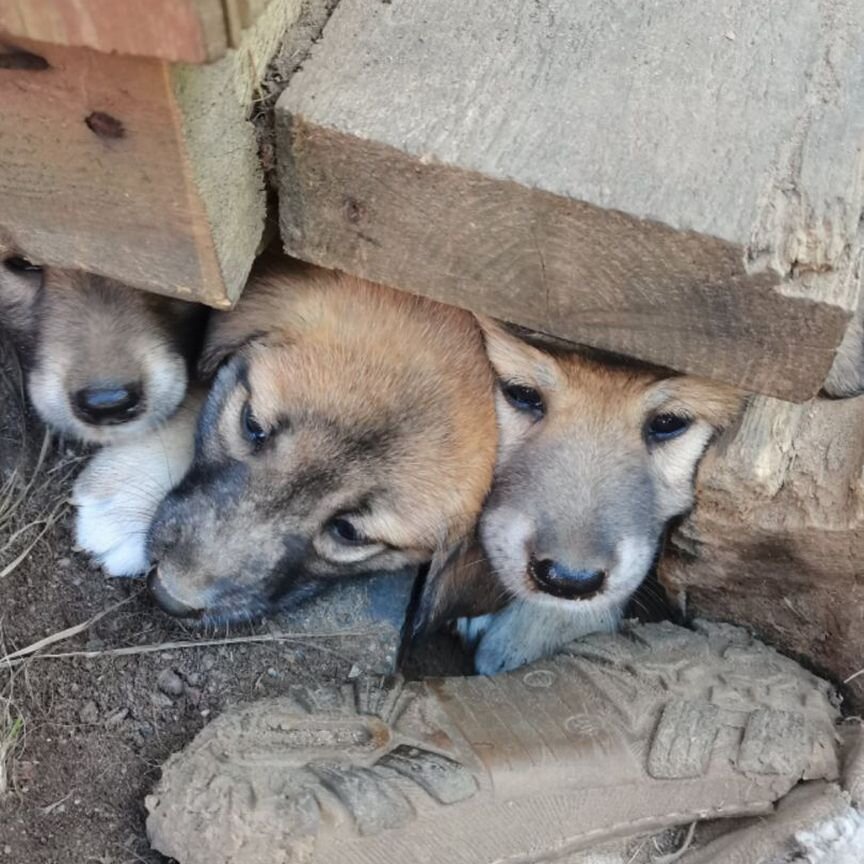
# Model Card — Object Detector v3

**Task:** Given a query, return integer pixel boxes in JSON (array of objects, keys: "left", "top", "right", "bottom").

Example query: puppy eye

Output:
[
  {"left": 502, "top": 381, "right": 545, "bottom": 416},
  {"left": 3, "top": 256, "right": 41, "bottom": 273},
  {"left": 327, "top": 516, "right": 368, "bottom": 546},
  {"left": 242, "top": 402, "right": 269, "bottom": 449},
  {"left": 646, "top": 412, "right": 691, "bottom": 442}
]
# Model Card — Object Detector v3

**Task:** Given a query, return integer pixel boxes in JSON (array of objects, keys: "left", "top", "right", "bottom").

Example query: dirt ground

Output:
[
  {"left": 0, "top": 332, "right": 682, "bottom": 864},
  {"left": 0, "top": 336, "right": 371, "bottom": 864}
]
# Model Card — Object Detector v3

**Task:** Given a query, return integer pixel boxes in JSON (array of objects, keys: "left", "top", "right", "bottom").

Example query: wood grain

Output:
[
  {"left": 0, "top": 0, "right": 228, "bottom": 62},
  {"left": 0, "top": 0, "right": 277, "bottom": 62},
  {"left": 275, "top": 0, "right": 864, "bottom": 400},
  {"left": 0, "top": 0, "right": 299, "bottom": 306}
]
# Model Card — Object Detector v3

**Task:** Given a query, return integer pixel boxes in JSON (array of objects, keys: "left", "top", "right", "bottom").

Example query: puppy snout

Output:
[
  {"left": 147, "top": 569, "right": 201, "bottom": 619},
  {"left": 529, "top": 557, "right": 606, "bottom": 599},
  {"left": 73, "top": 383, "right": 143, "bottom": 425}
]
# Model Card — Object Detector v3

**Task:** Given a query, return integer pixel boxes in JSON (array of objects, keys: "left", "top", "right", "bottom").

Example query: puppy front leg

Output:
[
  {"left": 467, "top": 601, "right": 622, "bottom": 675},
  {"left": 73, "top": 392, "right": 202, "bottom": 577}
]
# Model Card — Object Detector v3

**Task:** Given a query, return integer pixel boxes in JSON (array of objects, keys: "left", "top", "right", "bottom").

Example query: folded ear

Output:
[
  {"left": 406, "top": 534, "right": 507, "bottom": 642},
  {"left": 198, "top": 254, "right": 320, "bottom": 379},
  {"left": 475, "top": 315, "right": 557, "bottom": 385},
  {"left": 670, "top": 377, "right": 748, "bottom": 432},
  {"left": 197, "top": 274, "right": 287, "bottom": 378},
  {"left": 198, "top": 318, "right": 267, "bottom": 379}
]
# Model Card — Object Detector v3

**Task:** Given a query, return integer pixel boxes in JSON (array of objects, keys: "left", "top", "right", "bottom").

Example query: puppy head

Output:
[
  {"left": 0, "top": 248, "right": 204, "bottom": 445},
  {"left": 475, "top": 320, "right": 743, "bottom": 617},
  {"left": 146, "top": 262, "right": 497, "bottom": 623}
]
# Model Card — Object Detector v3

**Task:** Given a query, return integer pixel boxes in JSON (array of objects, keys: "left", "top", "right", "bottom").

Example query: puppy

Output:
[
  {"left": 75, "top": 257, "right": 498, "bottom": 616},
  {"left": 416, "top": 321, "right": 743, "bottom": 674},
  {"left": 0, "top": 248, "right": 204, "bottom": 444}
]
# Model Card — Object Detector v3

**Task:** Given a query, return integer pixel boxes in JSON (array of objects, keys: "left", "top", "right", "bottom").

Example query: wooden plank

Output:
[
  {"left": 0, "top": 0, "right": 300, "bottom": 306},
  {"left": 661, "top": 394, "right": 864, "bottom": 710},
  {"left": 275, "top": 0, "right": 864, "bottom": 401},
  {"left": 0, "top": 0, "right": 234, "bottom": 63}
]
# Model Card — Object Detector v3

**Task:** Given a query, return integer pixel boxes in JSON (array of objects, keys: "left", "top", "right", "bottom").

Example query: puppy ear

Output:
[
  {"left": 671, "top": 377, "right": 748, "bottom": 432},
  {"left": 198, "top": 320, "right": 267, "bottom": 379},
  {"left": 476, "top": 315, "right": 557, "bottom": 385},
  {"left": 407, "top": 534, "right": 507, "bottom": 641},
  {"left": 197, "top": 276, "right": 285, "bottom": 378},
  {"left": 197, "top": 254, "right": 316, "bottom": 379}
]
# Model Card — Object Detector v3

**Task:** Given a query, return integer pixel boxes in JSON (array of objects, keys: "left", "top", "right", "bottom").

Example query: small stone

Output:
[
  {"left": 202, "top": 655, "right": 217, "bottom": 671},
  {"left": 267, "top": 667, "right": 279, "bottom": 678},
  {"left": 85, "top": 638, "right": 105, "bottom": 652},
  {"left": 105, "top": 708, "right": 130, "bottom": 728},
  {"left": 157, "top": 669, "right": 185, "bottom": 697},
  {"left": 348, "top": 665, "right": 361, "bottom": 680},
  {"left": 151, "top": 692, "right": 174, "bottom": 710},
  {"left": 79, "top": 701, "right": 99, "bottom": 724}
]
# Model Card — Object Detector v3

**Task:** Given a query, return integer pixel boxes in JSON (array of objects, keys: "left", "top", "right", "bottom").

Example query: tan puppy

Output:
[
  {"left": 0, "top": 247, "right": 204, "bottom": 444},
  {"left": 75, "top": 257, "right": 498, "bottom": 621},
  {"left": 417, "top": 321, "right": 743, "bottom": 674}
]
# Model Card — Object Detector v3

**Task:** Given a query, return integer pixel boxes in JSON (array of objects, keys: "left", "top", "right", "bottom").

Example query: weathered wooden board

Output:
[
  {"left": 0, "top": 0, "right": 275, "bottom": 63},
  {"left": 662, "top": 394, "right": 864, "bottom": 709},
  {"left": 0, "top": 0, "right": 299, "bottom": 306},
  {"left": 275, "top": 0, "right": 864, "bottom": 400}
]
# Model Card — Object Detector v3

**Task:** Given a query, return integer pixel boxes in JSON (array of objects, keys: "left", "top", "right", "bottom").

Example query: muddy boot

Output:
[
  {"left": 146, "top": 620, "right": 842, "bottom": 864},
  {"left": 679, "top": 781, "right": 864, "bottom": 863}
]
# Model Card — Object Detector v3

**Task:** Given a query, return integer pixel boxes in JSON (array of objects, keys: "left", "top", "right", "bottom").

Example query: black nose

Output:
[
  {"left": 529, "top": 558, "right": 606, "bottom": 599},
  {"left": 72, "top": 383, "right": 143, "bottom": 425},
  {"left": 147, "top": 570, "right": 200, "bottom": 619}
]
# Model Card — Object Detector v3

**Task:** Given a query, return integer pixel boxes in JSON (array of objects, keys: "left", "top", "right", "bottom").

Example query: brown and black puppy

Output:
[
  {"left": 416, "top": 321, "right": 743, "bottom": 674},
  {"left": 77, "top": 256, "right": 498, "bottom": 618},
  {"left": 0, "top": 247, "right": 204, "bottom": 444}
]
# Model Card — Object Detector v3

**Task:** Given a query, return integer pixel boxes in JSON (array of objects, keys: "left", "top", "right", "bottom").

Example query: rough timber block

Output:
[
  {"left": 0, "top": 0, "right": 275, "bottom": 63},
  {"left": 276, "top": 0, "right": 864, "bottom": 401},
  {"left": 662, "top": 393, "right": 864, "bottom": 711},
  {"left": 0, "top": 0, "right": 299, "bottom": 307}
]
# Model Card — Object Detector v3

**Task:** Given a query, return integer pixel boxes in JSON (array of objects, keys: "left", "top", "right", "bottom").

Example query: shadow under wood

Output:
[{"left": 0, "top": 332, "right": 34, "bottom": 478}]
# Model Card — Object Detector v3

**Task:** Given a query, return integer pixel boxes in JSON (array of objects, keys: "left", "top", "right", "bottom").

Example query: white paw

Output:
[
  {"left": 455, "top": 614, "right": 494, "bottom": 649},
  {"left": 72, "top": 396, "right": 200, "bottom": 577},
  {"left": 469, "top": 601, "right": 623, "bottom": 676},
  {"left": 74, "top": 484, "right": 152, "bottom": 577},
  {"left": 472, "top": 607, "right": 537, "bottom": 675}
]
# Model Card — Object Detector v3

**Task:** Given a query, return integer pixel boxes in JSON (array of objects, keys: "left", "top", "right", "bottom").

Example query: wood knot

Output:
[
  {"left": 0, "top": 45, "right": 49, "bottom": 71},
  {"left": 85, "top": 112, "right": 125, "bottom": 140},
  {"left": 344, "top": 197, "right": 365, "bottom": 223}
]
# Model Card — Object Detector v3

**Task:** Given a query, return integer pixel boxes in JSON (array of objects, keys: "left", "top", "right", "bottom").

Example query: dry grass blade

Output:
[
  {"left": 0, "top": 715, "right": 24, "bottom": 797},
  {"left": 845, "top": 667, "right": 864, "bottom": 684},
  {"left": 0, "top": 622, "right": 26, "bottom": 798},
  {"left": 652, "top": 822, "right": 697, "bottom": 864},
  {"left": 0, "top": 427, "right": 51, "bottom": 531},
  {"left": 0, "top": 501, "right": 69, "bottom": 580},
  {"left": 1, "top": 629, "right": 375, "bottom": 668},
  {"left": 0, "top": 595, "right": 137, "bottom": 665}
]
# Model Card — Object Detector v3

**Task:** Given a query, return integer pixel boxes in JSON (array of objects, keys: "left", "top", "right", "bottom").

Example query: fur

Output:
[
  {"left": 0, "top": 245, "right": 205, "bottom": 444},
  {"left": 77, "top": 256, "right": 498, "bottom": 622},
  {"left": 73, "top": 391, "right": 203, "bottom": 576},
  {"left": 417, "top": 320, "right": 744, "bottom": 674}
]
